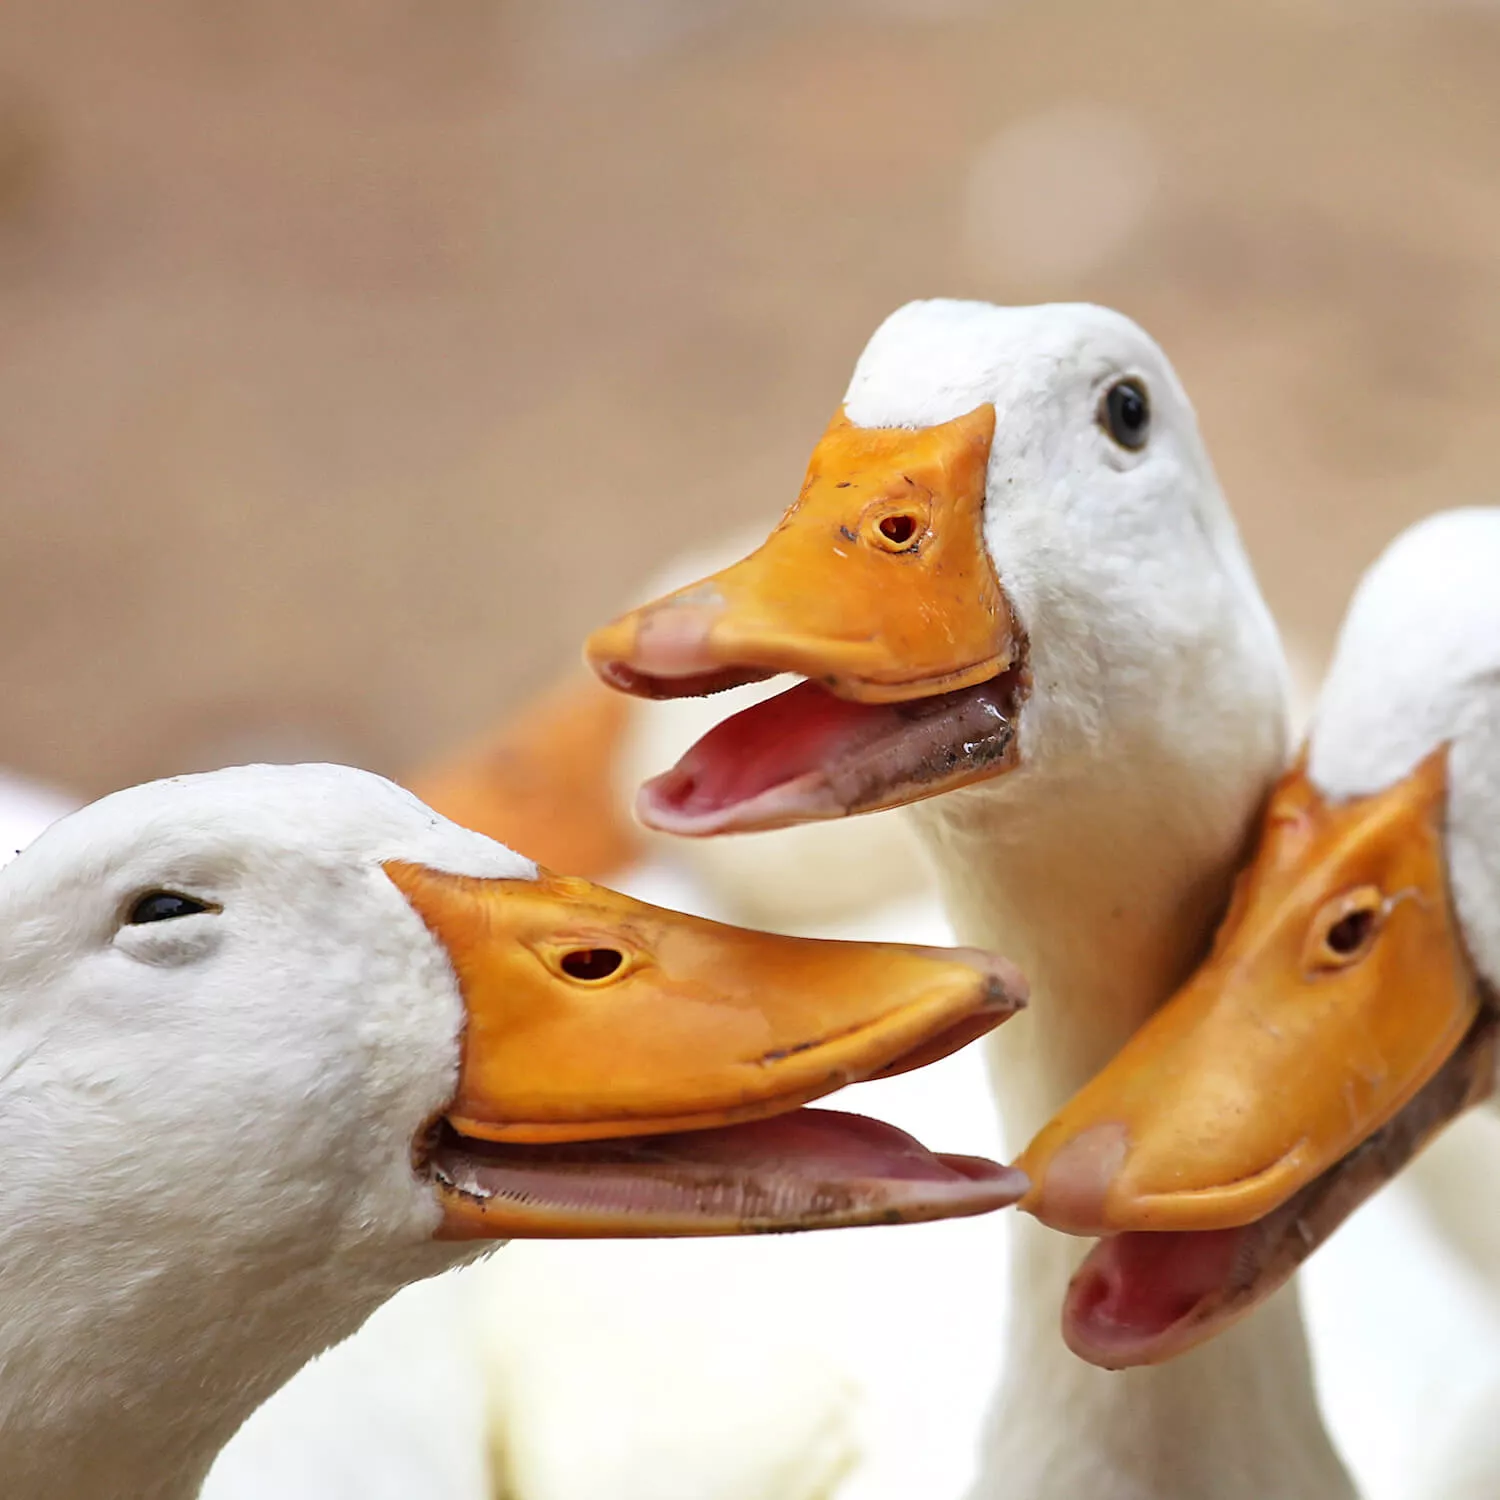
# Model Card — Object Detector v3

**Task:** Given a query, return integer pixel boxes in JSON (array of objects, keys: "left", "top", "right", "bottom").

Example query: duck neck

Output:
[
  {"left": 0, "top": 1194, "right": 470, "bottom": 1500},
  {"left": 913, "top": 769, "right": 1357, "bottom": 1500}
]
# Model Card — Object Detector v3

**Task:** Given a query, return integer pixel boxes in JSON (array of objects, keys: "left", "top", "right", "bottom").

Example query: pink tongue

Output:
[
  {"left": 634, "top": 1108, "right": 1007, "bottom": 1182},
  {"left": 464, "top": 1107, "right": 1013, "bottom": 1184},
  {"left": 437, "top": 1107, "right": 1027, "bottom": 1234},
  {"left": 647, "top": 679, "right": 890, "bottom": 819},
  {"left": 1068, "top": 1229, "right": 1244, "bottom": 1342}
]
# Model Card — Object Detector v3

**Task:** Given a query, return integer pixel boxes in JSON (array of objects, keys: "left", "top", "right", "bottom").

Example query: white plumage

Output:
[{"left": 0, "top": 765, "right": 531, "bottom": 1500}]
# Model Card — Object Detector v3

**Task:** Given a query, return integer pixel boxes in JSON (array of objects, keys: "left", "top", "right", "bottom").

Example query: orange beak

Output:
[
  {"left": 1021, "top": 748, "right": 1482, "bottom": 1234},
  {"left": 581, "top": 405, "right": 1028, "bottom": 835},
  {"left": 1014, "top": 747, "right": 1493, "bottom": 1368},
  {"left": 585, "top": 405, "right": 1012, "bottom": 705},
  {"left": 386, "top": 862, "right": 1028, "bottom": 1237}
]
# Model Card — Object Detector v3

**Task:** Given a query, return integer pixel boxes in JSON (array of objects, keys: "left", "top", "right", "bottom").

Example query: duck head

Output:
[
  {"left": 586, "top": 300, "right": 1287, "bottom": 845},
  {"left": 1019, "top": 508, "right": 1500, "bottom": 1367},
  {"left": 0, "top": 763, "right": 1025, "bottom": 1256}
]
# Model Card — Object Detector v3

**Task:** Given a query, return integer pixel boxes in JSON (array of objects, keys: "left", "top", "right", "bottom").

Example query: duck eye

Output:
[
  {"left": 1100, "top": 378, "right": 1150, "bottom": 451},
  {"left": 127, "top": 891, "right": 213, "bottom": 925},
  {"left": 878, "top": 514, "right": 918, "bottom": 546},
  {"left": 1306, "top": 887, "right": 1384, "bottom": 971},
  {"left": 558, "top": 947, "right": 625, "bottom": 982}
]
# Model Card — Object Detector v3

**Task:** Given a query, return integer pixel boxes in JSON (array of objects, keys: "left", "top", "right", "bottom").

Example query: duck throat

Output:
[
  {"left": 0, "top": 1209, "right": 471, "bottom": 1500},
  {"left": 913, "top": 767, "right": 1245, "bottom": 1144},
  {"left": 910, "top": 775, "right": 1358, "bottom": 1500}
]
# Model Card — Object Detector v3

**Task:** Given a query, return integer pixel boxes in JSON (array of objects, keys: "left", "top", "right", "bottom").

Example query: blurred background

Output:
[
  {"left": 3, "top": 0, "right": 1499, "bottom": 797},
  {"left": 7, "top": 8, "right": 1500, "bottom": 1499}
]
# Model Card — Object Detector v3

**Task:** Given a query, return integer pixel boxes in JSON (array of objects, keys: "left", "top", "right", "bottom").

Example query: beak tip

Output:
[
  {"left": 1018, "top": 1121, "right": 1129, "bottom": 1235},
  {"left": 998, "top": 1164, "right": 1033, "bottom": 1202},
  {"left": 989, "top": 966, "right": 1029, "bottom": 1014},
  {"left": 951, "top": 948, "right": 1029, "bottom": 1013},
  {"left": 962, "top": 1165, "right": 1032, "bottom": 1216},
  {"left": 643, "top": 627, "right": 717, "bottom": 679}
]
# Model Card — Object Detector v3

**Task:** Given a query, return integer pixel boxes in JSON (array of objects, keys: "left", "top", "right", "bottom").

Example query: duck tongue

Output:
[
  {"left": 433, "top": 1107, "right": 1025, "bottom": 1235},
  {"left": 638, "top": 677, "right": 1019, "bottom": 836}
]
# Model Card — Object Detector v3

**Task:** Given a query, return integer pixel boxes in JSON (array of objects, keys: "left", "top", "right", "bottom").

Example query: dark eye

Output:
[
  {"left": 127, "top": 891, "right": 213, "bottom": 925},
  {"left": 559, "top": 947, "right": 624, "bottom": 982},
  {"left": 1100, "top": 378, "right": 1150, "bottom": 451}
]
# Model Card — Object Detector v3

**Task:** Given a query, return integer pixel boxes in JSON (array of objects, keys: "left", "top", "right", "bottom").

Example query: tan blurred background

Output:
[{"left": 2, "top": 0, "right": 1497, "bottom": 797}]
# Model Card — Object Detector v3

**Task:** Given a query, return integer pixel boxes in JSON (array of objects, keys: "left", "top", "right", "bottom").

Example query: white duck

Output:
[
  {"left": 0, "top": 760, "right": 1026, "bottom": 1500},
  {"left": 587, "top": 299, "right": 1356, "bottom": 1499},
  {"left": 1016, "top": 508, "right": 1500, "bottom": 1489}
]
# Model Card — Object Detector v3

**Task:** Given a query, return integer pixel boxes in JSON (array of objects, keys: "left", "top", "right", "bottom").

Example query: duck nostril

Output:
[
  {"left": 1307, "top": 887, "right": 1385, "bottom": 970},
  {"left": 559, "top": 948, "right": 624, "bottom": 982},
  {"left": 1325, "top": 909, "right": 1375, "bottom": 956},
  {"left": 878, "top": 514, "right": 918, "bottom": 545}
]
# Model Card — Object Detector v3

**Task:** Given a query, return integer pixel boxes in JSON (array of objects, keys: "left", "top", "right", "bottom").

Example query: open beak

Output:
[
  {"left": 1016, "top": 746, "right": 1494, "bottom": 1367},
  {"left": 386, "top": 861, "right": 1028, "bottom": 1237},
  {"left": 583, "top": 405, "right": 1029, "bottom": 835}
]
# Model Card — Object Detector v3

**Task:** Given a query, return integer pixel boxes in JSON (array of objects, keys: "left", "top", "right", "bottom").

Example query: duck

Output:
[
  {"left": 1016, "top": 507, "right": 1500, "bottom": 1380},
  {"left": 0, "top": 759, "right": 1027, "bottom": 1500},
  {"left": 585, "top": 298, "right": 1357, "bottom": 1499}
]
